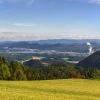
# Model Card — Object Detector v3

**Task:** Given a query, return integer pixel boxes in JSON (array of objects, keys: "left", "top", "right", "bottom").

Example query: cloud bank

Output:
[
  {"left": 0, "top": 28, "right": 7, "bottom": 32},
  {"left": 0, "top": 32, "right": 100, "bottom": 41}
]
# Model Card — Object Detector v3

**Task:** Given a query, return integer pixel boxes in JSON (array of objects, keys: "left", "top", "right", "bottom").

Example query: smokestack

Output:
[{"left": 87, "top": 42, "right": 93, "bottom": 54}]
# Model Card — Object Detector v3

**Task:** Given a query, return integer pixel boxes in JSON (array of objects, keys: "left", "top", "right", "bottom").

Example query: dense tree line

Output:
[
  {"left": 0, "top": 56, "right": 80, "bottom": 80},
  {"left": 0, "top": 56, "right": 100, "bottom": 80},
  {"left": 76, "top": 66, "right": 100, "bottom": 79}
]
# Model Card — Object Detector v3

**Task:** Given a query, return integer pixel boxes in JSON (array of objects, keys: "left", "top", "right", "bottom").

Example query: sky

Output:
[{"left": 0, "top": 0, "right": 100, "bottom": 41}]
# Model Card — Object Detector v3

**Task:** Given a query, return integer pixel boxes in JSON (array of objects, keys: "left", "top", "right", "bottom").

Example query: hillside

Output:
[{"left": 77, "top": 50, "right": 100, "bottom": 69}]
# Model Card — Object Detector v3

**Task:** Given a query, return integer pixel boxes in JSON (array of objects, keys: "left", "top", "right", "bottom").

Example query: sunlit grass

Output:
[{"left": 0, "top": 79, "right": 100, "bottom": 100}]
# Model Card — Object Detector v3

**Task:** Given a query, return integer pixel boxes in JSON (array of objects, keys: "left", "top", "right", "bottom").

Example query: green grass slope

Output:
[
  {"left": 0, "top": 79, "right": 100, "bottom": 100},
  {"left": 77, "top": 50, "right": 100, "bottom": 69}
]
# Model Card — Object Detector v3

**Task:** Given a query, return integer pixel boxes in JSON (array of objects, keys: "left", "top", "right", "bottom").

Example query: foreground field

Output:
[{"left": 0, "top": 79, "right": 100, "bottom": 100}]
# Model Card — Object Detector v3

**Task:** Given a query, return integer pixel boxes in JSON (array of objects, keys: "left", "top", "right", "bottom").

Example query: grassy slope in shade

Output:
[
  {"left": 77, "top": 50, "right": 100, "bottom": 69},
  {"left": 0, "top": 79, "right": 100, "bottom": 100}
]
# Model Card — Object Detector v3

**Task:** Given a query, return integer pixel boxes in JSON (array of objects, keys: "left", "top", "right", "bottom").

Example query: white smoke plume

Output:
[
  {"left": 87, "top": 42, "right": 91, "bottom": 46},
  {"left": 87, "top": 42, "right": 94, "bottom": 54}
]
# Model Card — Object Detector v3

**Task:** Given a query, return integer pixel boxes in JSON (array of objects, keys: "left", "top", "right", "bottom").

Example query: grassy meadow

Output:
[{"left": 0, "top": 79, "right": 100, "bottom": 100}]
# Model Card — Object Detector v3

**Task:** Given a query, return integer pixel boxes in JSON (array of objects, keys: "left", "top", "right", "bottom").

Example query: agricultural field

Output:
[{"left": 0, "top": 79, "right": 100, "bottom": 100}]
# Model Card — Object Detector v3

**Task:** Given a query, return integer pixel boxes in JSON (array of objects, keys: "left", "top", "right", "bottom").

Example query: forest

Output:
[{"left": 0, "top": 54, "right": 100, "bottom": 80}]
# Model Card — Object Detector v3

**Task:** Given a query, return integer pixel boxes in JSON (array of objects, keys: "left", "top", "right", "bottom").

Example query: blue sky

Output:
[{"left": 0, "top": 0, "right": 100, "bottom": 40}]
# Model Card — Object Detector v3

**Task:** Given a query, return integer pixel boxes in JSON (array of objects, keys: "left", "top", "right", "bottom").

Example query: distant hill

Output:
[
  {"left": 77, "top": 50, "right": 100, "bottom": 69},
  {"left": 36, "top": 39, "right": 100, "bottom": 44},
  {"left": 0, "top": 42, "right": 90, "bottom": 53},
  {"left": 0, "top": 39, "right": 100, "bottom": 53},
  {"left": 23, "top": 59, "right": 44, "bottom": 69}
]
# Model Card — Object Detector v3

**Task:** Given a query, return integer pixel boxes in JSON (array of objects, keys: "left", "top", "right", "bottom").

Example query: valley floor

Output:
[{"left": 0, "top": 79, "right": 100, "bottom": 100}]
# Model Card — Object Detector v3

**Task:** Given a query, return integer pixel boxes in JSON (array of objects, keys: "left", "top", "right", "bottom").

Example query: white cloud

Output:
[
  {"left": 27, "top": 0, "right": 35, "bottom": 5},
  {"left": 1, "top": 0, "right": 100, "bottom": 5},
  {"left": 80, "top": 0, "right": 100, "bottom": 5},
  {"left": 87, "top": 0, "right": 100, "bottom": 4},
  {"left": 66, "top": 0, "right": 100, "bottom": 5},
  {"left": 14, "top": 23, "right": 35, "bottom": 26},
  {"left": 0, "top": 0, "right": 36, "bottom": 5}
]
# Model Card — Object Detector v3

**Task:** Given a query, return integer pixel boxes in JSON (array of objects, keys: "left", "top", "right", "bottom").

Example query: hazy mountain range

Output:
[{"left": 0, "top": 39, "right": 100, "bottom": 53}]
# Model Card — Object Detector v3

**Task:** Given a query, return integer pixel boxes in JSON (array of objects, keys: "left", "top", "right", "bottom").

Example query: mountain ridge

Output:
[{"left": 77, "top": 50, "right": 100, "bottom": 69}]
